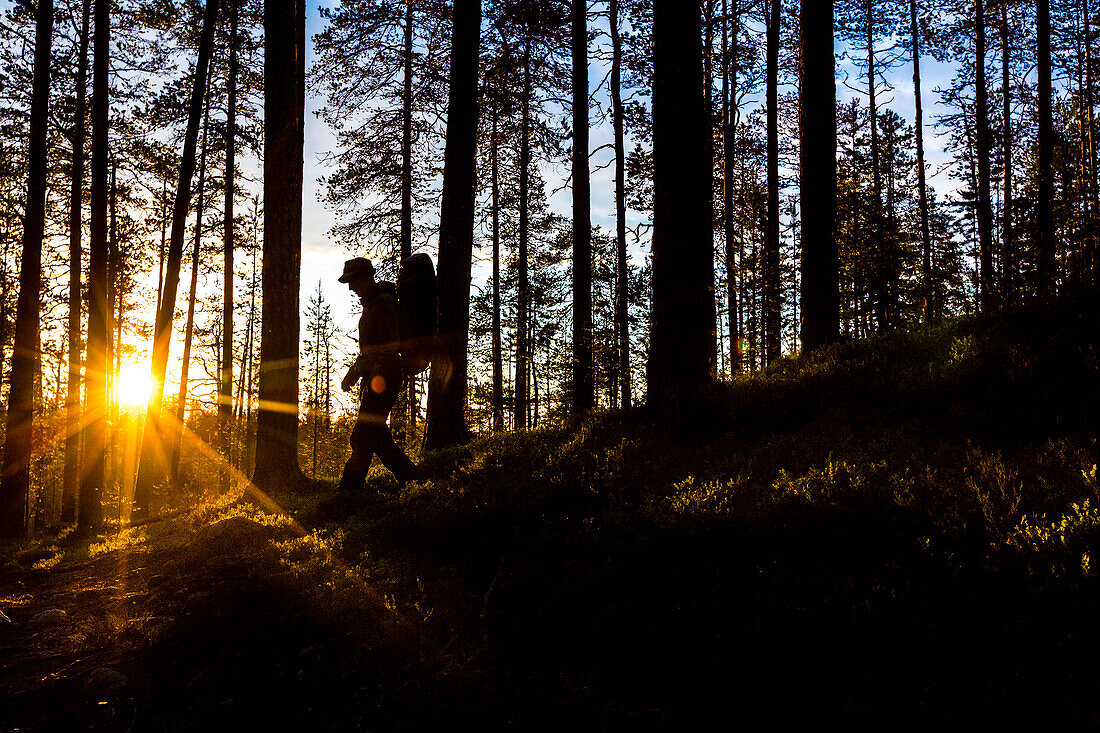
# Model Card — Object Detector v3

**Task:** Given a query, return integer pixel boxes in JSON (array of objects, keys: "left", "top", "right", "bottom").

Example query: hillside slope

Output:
[{"left": 3, "top": 298, "right": 1098, "bottom": 730}]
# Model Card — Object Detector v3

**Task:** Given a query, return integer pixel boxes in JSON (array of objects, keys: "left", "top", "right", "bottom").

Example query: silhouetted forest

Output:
[{"left": 1, "top": 0, "right": 1099, "bottom": 728}]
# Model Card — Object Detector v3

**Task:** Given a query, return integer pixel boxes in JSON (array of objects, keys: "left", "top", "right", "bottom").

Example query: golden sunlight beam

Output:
[{"left": 116, "top": 365, "right": 155, "bottom": 412}]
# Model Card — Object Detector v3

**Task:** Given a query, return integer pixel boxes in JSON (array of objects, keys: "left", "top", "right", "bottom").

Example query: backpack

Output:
[{"left": 396, "top": 253, "right": 438, "bottom": 375}]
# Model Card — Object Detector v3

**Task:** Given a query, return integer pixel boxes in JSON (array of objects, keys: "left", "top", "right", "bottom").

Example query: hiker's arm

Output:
[{"left": 341, "top": 363, "right": 360, "bottom": 392}]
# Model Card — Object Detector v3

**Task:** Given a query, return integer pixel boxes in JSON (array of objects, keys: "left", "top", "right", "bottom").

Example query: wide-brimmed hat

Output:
[{"left": 338, "top": 257, "right": 374, "bottom": 283}]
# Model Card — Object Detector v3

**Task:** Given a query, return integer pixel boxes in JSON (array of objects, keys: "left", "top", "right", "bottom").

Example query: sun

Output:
[{"left": 116, "top": 364, "right": 154, "bottom": 411}]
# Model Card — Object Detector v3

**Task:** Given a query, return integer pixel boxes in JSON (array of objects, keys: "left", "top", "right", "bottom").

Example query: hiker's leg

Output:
[
  {"left": 363, "top": 372, "right": 417, "bottom": 485},
  {"left": 338, "top": 411, "right": 373, "bottom": 493}
]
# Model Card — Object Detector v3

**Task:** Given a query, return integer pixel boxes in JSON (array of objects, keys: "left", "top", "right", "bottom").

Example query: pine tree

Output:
[
  {"left": 0, "top": 0, "right": 53, "bottom": 537},
  {"left": 254, "top": 0, "right": 306, "bottom": 490},
  {"left": 62, "top": 0, "right": 92, "bottom": 524},
  {"left": 648, "top": 0, "right": 715, "bottom": 425},
  {"left": 799, "top": 0, "right": 839, "bottom": 351},
  {"left": 424, "top": 0, "right": 481, "bottom": 449}
]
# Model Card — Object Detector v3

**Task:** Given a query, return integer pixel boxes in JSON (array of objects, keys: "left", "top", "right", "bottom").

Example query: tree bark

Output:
[
  {"left": 610, "top": 0, "right": 631, "bottom": 408},
  {"left": 80, "top": 0, "right": 109, "bottom": 532},
  {"left": 648, "top": 0, "right": 716, "bottom": 426},
  {"left": 221, "top": 0, "right": 238, "bottom": 489},
  {"left": 798, "top": 0, "right": 838, "bottom": 352},
  {"left": 866, "top": 0, "right": 881, "bottom": 203},
  {"left": 401, "top": 0, "right": 414, "bottom": 261},
  {"left": 423, "top": 0, "right": 480, "bottom": 450},
  {"left": 1038, "top": 0, "right": 1055, "bottom": 294},
  {"left": 254, "top": 0, "right": 306, "bottom": 490},
  {"left": 571, "top": 0, "right": 593, "bottom": 413},
  {"left": 764, "top": 0, "right": 780, "bottom": 365},
  {"left": 911, "top": 0, "right": 933, "bottom": 322},
  {"left": 1001, "top": 0, "right": 1014, "bottom": 303},
  {"left": 975, "top": 0, "right": 995, "bottom": 312},
  {"left": 490, "top": 112, "right": 504, "bottom": 431},
  {"left": 515, "top": 44, "right": 531, "bottom": 430},
  {"left": 134, "top": 0, "right": 221, "bottom": 513},
  {"left": 170, "top": 109, "right": 208, "bottom": 491},
  {"left": 724, "top": 0, "right": 741, "bottom": 373},
  {"left": 1085, "top": 0, "right": 1099, "bottom": 289},
  {"left": 0, "top": 0, "right": 53, "bottom": 537},
  {"left": 63, "top": 0, "right": 92, "bottom": 525}
]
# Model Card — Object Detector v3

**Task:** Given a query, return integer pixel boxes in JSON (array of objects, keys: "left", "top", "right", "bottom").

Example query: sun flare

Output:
[{"left": 116, "top": 365, "right": 154, "bottom": 411}]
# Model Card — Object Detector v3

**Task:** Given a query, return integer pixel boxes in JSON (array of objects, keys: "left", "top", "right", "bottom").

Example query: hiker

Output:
[{"left": 337, "top": 257, "right": 419, "bottom": 493}]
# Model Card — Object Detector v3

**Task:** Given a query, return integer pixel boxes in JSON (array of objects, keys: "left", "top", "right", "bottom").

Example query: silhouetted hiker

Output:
[{"left": 337, "top": 257, "right": 419, "bottom": 493}]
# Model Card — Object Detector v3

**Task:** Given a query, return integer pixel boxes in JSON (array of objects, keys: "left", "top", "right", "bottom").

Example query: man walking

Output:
[{"left": 338, "top": 257, "right": 419, "bottom": 493}]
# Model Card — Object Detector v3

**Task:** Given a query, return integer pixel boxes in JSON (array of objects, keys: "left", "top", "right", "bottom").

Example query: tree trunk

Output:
[
  {"left": 1001, "top": 0, "right": 1014, "bottom": 303},
  {"left": 63, "top": 0, "right": 91, "bottom": 525},
  {"left": 134, "top": 0, "right": 220, "bottom": 514},
  {"left": 254, "top": 0, "right": 306, "bottom": 490},
  {"left": 108, "top": 159, "right": 120, "bottom": 489},
  {"left": 515, "top": 43, "right": 531, "bottom": 431},
  {"left": 911, "top": 0, "right": 933, "bottom": 322},
  {"left": 866, "top": 0, "right": 881, "bottom": 203},
  {"left": 764, "top": 0, "right": 780, "bottom": 365},
  {"left": 648, "top": 0, "right": 716, "bottom": 426},
  {"left": 571, "top": 0, "right": 593, "bottom": 413},
  {"left": 401, "top": 0, "right": 414, "bottom": 260},
  {"left": 0, "top": 0, "right": 53, "bottom": 537},
  {"left": 220, "top": 0, "right": 238, "bottom": 489},
  {"left": 80, "top": 0, "right": 109, "bottom": 532},
  {"left": 170, "top": 109, "right": 208, "bottom": 491},
  {"left": 490, "top": 112, "right": 504, "bottom": 431},
  {"left": 423, "top": 0, "right": 480, "bottom": 450},
  {"left": 799, "top": 0, "right": 838, "bottom": 352},
  {"left": 1085, "top": 0, "right": 1099, "bottom": 289},
  {"left": 1038, "top": 0, "right": 1055, "bottom": 294},
  {"left": 157, "top": 176, "right": 166, "bottom": 314},
  {"left": 975, "top": 0, "right": 995, "bottom": 312},
  {"left": 610, "top": 0, "right": 631, "bottom": 408},
  {"left": 725, "top": 0, "right": 742, "bottom": 373}
]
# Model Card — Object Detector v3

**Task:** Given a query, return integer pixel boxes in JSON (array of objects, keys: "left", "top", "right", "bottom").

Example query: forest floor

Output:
[{"left": 3, "top": 295, "right": 1100, "bottom": 730}]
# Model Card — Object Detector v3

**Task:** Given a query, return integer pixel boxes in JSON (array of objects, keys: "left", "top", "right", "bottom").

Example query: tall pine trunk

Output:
[
  {"left": 63, "top": 0, "right": 91, "bottom": 525},
  {"left": 80, "top": 0, "right": 109, "bottom": 532},
  {"left": 170, "top": 109, "right": 208, "bottom": 491},
  {"left": 724, "top": 0, "right": 741, "bottom": 373},
  {"left": 515, "top": 44, "right": 531, "bottom": 431},
  {"left": 1085, "top": 0, "right": 1099, "bottom": 288},
  {"left": 490, "top": 112, "right": 504, "bottom": 430},
  {"left": 610, "top": 0, "right": 631, "bottom": 408},
  {"left": 401, "top": 0, "right": 414, "bottom": 260},
  {"left": 1038, "top": 0, "right": 1055, "bottom": 294},
  {"left": 866, "top": 0, "right": 881, "bottom": 203},
  {"left": 975, "top": 0, "right": 995, "bottom": 312},
  {"left": 423, "top": 0, "right": 481, "bottom": 449},
  {"left": 254, "top": 0, "right": 306, "bottom": 490},
  {"left": 220, "top": 0, "right": 238, "bottom": 488},
  {"left": 648, "top": 0, "right": 715, "bottom": 426},
  {"left": 799, "top": 0, "right": 838, "bottom": 351},
  {"left": 764, "top": 0, "right": 780, "bottom": 365},
  {"left": 572, "top": 0, "right": 593, "bottom": 413},
  {"left": 1001, "top": 1, "right": 1014, "bottom": 303},
  {"left": 0, "top": 0, "right": 53, "bottom": 537},
  {"left": 134, "top": 0, "right": 220, "bottom": 513},
  {"left": 912, "top": 0, "right": 934, "bottom": 322}
]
